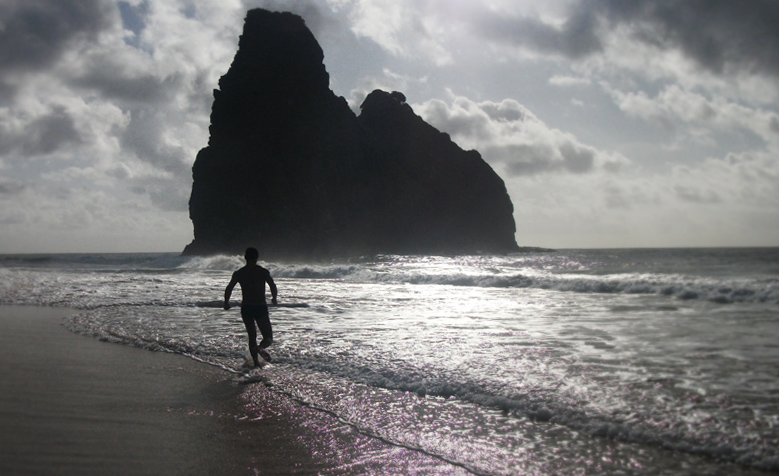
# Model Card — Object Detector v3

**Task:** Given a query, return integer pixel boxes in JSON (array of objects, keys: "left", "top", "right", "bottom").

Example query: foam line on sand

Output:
[
  {"left": 0, "top": 305, "right": 471, "bottom": 476},
  {"left": 0, "top": 305, "right": 322, "bottom": 476}
]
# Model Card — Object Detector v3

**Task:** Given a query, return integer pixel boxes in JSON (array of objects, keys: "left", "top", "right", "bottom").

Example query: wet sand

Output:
[
  {"left": 0, "top": 306, "right": 325, "bottom": 476},
  {"left": 0, "top": 305, "right": 473, "bottom": 476}
]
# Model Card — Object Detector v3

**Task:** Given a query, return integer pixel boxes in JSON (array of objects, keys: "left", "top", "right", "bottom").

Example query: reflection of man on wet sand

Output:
[{"left": 224, "top": 247, "right": 278, "bottom": 367}]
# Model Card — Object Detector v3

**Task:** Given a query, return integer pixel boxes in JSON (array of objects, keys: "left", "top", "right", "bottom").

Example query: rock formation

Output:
[{"left": 183, "top": 9, "right": 519, "bottom": 258}]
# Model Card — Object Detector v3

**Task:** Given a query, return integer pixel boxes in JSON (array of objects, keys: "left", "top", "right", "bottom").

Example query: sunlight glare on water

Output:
[{"left": 2, "top": 250, "right": 778, "bottom": 474}]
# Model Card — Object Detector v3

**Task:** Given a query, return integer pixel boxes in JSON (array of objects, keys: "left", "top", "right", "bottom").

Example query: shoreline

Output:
[
  {"left": 0, "top": 305, "right": 328, "bottom": 475},
  {"left": 0, "top": 305, "right": 470, "bottom": 476}
]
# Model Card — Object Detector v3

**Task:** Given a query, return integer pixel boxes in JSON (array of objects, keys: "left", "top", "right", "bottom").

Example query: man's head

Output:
[{"left": 244, "top": 247, "right": 259, "bottom": 263}]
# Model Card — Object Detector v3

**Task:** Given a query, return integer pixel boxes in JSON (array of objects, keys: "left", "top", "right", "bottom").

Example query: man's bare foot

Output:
[{"left": 259, "top": 349, "right": 271, "bottom": 362}]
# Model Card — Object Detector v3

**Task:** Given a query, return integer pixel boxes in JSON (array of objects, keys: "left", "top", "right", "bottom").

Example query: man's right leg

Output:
[{"left": 256, "top": 306, "right": 273, "bottom": 362}]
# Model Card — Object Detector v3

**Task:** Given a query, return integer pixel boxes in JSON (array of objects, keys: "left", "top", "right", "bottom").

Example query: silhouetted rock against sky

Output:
[{"left": 183, "top": 9, "right": 519, "bottom": 258}]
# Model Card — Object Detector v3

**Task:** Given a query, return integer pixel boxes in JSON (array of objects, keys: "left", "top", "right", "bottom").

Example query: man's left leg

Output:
[
  {"left": 241, "top": 307, "right": 260, "bottom": 367},
  {"left": 256, "top": 306, "right": 273, "bottom": 362}
]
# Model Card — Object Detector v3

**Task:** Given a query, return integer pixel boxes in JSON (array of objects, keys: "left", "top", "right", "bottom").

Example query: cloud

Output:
[
  {"left": 462, "top": 1, "right": 779, "bottom": 82},
  {"left": 1, "top": 0, "right": 776, "bottom": 251},
  {"left": 117, "top": 0, "right": 149, "bottom": 40},
  {"left": 346, "top": 68, "right": 428, "bottom": 110},
  {"left": 506, "top": 146, "right": 779, "bottom": 248},
  {"left": 0, "top": 0, "right": 243, "bottom": 253},
  {"left": 404, "top": 1, "right": 779, "bottom": 107},
  {"left": 120, "top": 109, "right": 191, "bottom": 175},
  {"left": 246, "top": 0, "right": 339, "bottom": 38},
  {"left": 415, "top": 92, "right": 628, "bottom": 176},
  {"left": 606, "top": 84, "right": 779, "bottom": 147},
  {"left": 129, "top": 175, "right": 190, "bottom": 211},
  {"left": 0, "top": 180, "right": 25, "bottom": 196},
  {"left": 333, "top": 1, "right": 779, "bottom": 109},
  {"left": 107, "top": 162, "right": 132, "bottom": 180},
  {"left": 549, "top": 75, "right": 591, "bottom": 87},
  {"left": 0, "top": 178, "right": 192, "bottom": 252},
  {"left": 69, "top": 54, "right": 183, "bottom": 104},
  {"left": 0, "top": 0, "right": 115, "bottom": 79},
  {"left": 338, "top": 1, "right": 606, "bottom": 64},
  {"left": 327, "top": 0, "right": 452, "bottom": 65},
  {"left": 465, "top": 3, "right": 602, "bottom": 59},
  {"left": 347, "top": 0, "right": 409, "bottom": 56},
  {"left": 586, "top": 0, "right": 779, "bottom": 79},
  {"left": 673, "top": 185, "right": 722, "bottom": 205},
  {"left": 0, "top": 106, "right": 82, "bottom": 156}
]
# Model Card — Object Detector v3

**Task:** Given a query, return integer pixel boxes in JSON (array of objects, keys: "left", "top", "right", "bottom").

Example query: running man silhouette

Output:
[{"left": 224, "top": 247, "right": 278, "bottom": 367}]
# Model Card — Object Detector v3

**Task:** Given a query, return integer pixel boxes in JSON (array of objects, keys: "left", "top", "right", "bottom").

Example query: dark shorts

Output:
[{"left": 241, "top": 304, "right": 273, "bottom": 349}]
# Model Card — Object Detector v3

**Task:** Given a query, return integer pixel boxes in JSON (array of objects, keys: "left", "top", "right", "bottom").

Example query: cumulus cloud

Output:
[
  {"left": 347, "top": 0, "right": 410, "bottom": 56},
  {"left": 411, "top": 85, "right": 779, "bottom": 248},
  {"left": 389, "top": 0, "right": 779, "bottom": 111},
  {"left": 120, "top": 109, "right": 191, "bottom": 176},
  {"left": 0, "top": 106, "right": 82, "bottom": 156},
  {"left": 585, "top": 0, "right": 779, "bottom": 79},
  {"left": 0, "top": 179, "right": 191, "bottom": 251},
  {"left": 415, "top": 93, "right": 628, "bottom": 176},
  {"left": 0, "top": 181, "right": 25, "bottom": 196},
  {"left": 344, "top": 0, "right": 777, "bottom": 78},
  {"left": 346, "top": 68, "right": 428, "bottom": 110},
  {"left": 2, "top": 0, "right": 777, "bottom": 251},
  {"left": 606, "top": 84, "right": 779, "bottom": 147},
  {"left": 336, "top": 0, "right": 604, "bottom": 65},
  {"left": 0, "top": 0, "right": 246, "bottom": 251},
  {"left": 129, "top": 175, "right": 190, "bottom": 211},
  {"left": 0, "top": 0, "right": 115, "bottom": 77},
  {"left": 246, "top": 0, "right": 341, "bottom": 38},
  {"left": 549, "top": 75, "right": 591, "bottom": 87},
  {"left": 70, "top": 58, "right": 183, "bottom": 104},
  {"left": 507, "top": 147, "right": 779, "bottom": 248},
  {"left": 449, "top": 0, "right": 779, "bottom": 82},
  {"left": 330, "top": 0, "right": 453, "bottom": 65},
  {"left": 464, "top": 3, "right": 602, "bottom": 60}
]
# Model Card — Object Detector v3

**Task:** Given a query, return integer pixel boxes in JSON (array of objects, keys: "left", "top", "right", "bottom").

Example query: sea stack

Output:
[{"left": 183, "top": 9, "right": 519, "bottom": 258}]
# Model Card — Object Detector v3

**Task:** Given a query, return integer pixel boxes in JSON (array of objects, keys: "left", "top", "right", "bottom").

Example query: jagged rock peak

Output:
[{"left": 184, "top": 9, "right": 519, "bottom": 258}]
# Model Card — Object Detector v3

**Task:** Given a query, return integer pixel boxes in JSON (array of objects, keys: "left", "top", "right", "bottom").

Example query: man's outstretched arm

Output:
[{"left": 224, "top": 274, "right": 238, "bottom": 310}]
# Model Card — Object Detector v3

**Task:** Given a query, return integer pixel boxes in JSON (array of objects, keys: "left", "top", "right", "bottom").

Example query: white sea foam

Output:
[
  {"left": 61, "top": 299, "right": 779, "bottom": 472},
  {"left": 261, "top": 261, "right": 778, "bottom": 304}
]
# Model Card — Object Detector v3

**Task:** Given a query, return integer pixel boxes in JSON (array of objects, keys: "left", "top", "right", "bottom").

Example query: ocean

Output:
[{"left": 1, "top": 248, "right": 777, "bottom": 475}]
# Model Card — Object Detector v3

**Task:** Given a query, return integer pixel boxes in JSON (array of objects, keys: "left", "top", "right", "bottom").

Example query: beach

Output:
[
  {"left": 0, "top": 305, "right": 327, "bottom": 475},
  {"left": 0, "top": 305, "right": 474, "bottom": 476}
]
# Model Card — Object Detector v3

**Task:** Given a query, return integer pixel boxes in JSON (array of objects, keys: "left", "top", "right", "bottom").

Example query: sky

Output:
[{"left": 1, "top": 0, "right": 778, "bottom": 253}]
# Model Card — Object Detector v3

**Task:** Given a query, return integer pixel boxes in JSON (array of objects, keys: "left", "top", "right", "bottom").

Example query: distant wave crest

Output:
[{"left": 261, "top": 262, "right": 778, "bottom": 304}]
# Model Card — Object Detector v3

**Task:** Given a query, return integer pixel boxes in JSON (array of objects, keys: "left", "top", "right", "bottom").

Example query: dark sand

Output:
[
  {"left": 0, "top": 306, "right": 471, "bottom": 476},
  {"left": 0, "top": 306, "right": 328, "bottom": 476}
]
